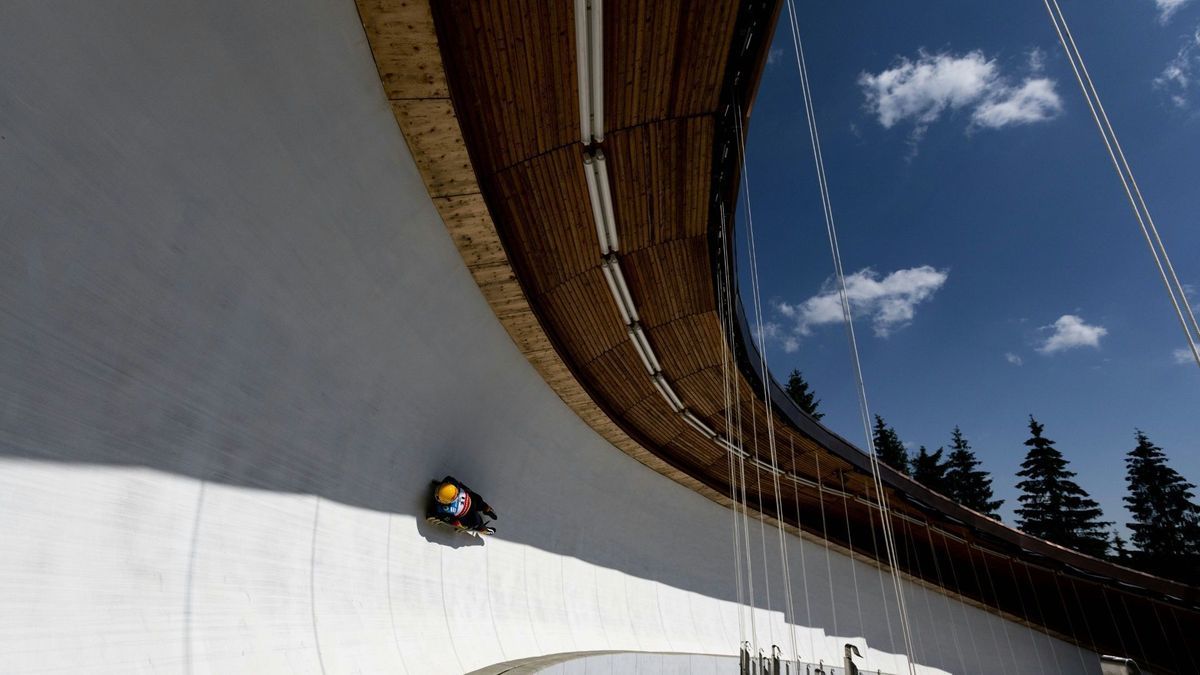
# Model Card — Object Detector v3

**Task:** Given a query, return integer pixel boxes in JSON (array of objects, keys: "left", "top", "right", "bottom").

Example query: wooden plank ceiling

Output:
[{"left": 356, "top": 1, "right": 1200, "bottom": 671}]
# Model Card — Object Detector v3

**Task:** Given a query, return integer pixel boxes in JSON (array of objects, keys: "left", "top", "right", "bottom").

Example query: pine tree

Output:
[
  {"left": 944, "top": 426, "right": 1003, "bottom": 517},
  {"left": 911, "top": 446, "right": 950, "bottom": 495},
  {"left": 1015, "top": 416, "right": 1111, "bottom": 557},
  {"left": 1123, "top": 430, "right": 1200, "bottom": 581},
  {"left": 784, "top": 369, "right": 823, "bottom": 420},
  {"left": 1110, "top": 531, "right": 1130, "bottom": 564},
  {"left": 872, "top": 415, "right": 909, "bottom": 475}
]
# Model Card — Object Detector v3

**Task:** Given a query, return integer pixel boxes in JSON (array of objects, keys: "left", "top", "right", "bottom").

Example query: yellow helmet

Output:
[{"left": 436, "top": 482, "right": 459, "bottom": 505}]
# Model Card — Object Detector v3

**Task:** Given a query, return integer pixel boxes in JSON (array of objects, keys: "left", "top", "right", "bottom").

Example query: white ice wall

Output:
[{"left": 0, "top": 1, "right": 1098, "bottom": 673}]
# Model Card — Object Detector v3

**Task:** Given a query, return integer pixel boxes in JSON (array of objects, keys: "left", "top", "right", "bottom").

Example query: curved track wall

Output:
[{"left": 0, "top": 1, "right": 1096, "bottom": 673}]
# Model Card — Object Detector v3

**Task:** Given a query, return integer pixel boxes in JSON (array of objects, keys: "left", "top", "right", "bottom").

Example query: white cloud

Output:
[
  {"left": 1174, "top": 347, "right": 1197, "bottom": 364},
  {"left": 972, "top": 78, "right": 1063, "bottom": 128},
  {"left": 768, "top": 47, "right": 784, "bottom": 65},
  {"left": 1037, "top": 315, "right": 1108, "bottom": 354},
  {"left": 777, "top": 265, "right": 949, "bottom": 338},
  {"left": 1155, "top": 27, "right": 1200, "bottom": 108},
  {"left": 754, "top": 322, "right": 801, "bottom": 355},
  {"left": 858, "top": 50, "right": 1062, "bottom": 140},
  {"left": 1027, "top": 48, "right": 1046, "bottom": 74},
  {"left": 1005, "top": 352, "right": 1024, "bottom": 366},
  {"left": 754, "top": 321, "right": 783, "bottom": 343},
  {"left": 1155, "top": 0, "right": 1192, "bottom": 23},
  {"left": 858, "top": 51, "right": 997, "bottom": 129}
]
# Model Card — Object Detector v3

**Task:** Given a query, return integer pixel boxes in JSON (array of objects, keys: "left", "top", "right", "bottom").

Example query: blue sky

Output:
[{"left": 739, "top": 0, "right": 1200, "bottom": 533}]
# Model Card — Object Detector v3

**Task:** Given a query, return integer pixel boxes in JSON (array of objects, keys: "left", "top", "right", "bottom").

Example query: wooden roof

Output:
[{"left": 356, "top": 1, "right": 1199, "bottom": 671}]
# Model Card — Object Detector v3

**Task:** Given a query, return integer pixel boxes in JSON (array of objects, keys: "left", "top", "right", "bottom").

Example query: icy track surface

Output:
[{"left": 0, "top": 1, "right": 1097, "bottom": 673}]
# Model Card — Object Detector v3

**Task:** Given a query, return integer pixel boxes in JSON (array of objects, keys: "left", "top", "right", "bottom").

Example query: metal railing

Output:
[{"left": 739, "top": 642, "right": 901, "bottom": 675}]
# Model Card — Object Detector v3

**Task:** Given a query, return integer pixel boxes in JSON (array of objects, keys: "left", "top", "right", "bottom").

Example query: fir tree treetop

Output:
[
  {"left": 1015, "top": 416, "right": 1110, "bottom": 557},
  {"left": 912, "top": 446, "right": 950, "bottom": 495},
  {"left": 871, "top": 414, "right": 910, "bottom": 475},
  {"left": 1122, "top": 429, "right": 1200, "bottom": 582},
  {"left": 784, "top": 369, "right": 823, "bottom": 420},
  {"left": 943, "top": 426, "right": 1003, "bottom": 517}
]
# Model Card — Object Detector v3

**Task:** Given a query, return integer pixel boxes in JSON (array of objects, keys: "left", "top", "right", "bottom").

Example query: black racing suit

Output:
[{"left": 429, "top": 475, "right": 494, "bottom": 531}]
